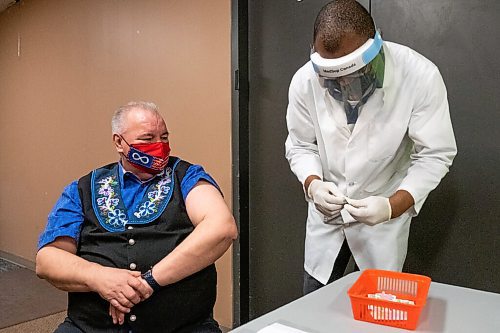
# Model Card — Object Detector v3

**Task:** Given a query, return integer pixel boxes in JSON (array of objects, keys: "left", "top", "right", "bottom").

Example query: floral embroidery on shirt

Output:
[
  {"left": 92, "top": 163, "right": 177, "bottom": 232},
  {"left": 133, "top": 169, "right": 172, "bottom": 218},
  {"left": 96, "top": 176, "right": 128, "bottom": 228}
]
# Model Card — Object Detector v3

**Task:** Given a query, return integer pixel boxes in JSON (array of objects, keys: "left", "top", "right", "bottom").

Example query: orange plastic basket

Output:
[{"left": 347, "top": 269, "right": 431, "bottom": 330}]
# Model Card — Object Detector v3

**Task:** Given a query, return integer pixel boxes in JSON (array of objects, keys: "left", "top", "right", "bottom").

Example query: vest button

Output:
[
  {"left": 128, "top": 239, "right": 135, "bottom": 246},
  {"left": 129, "top": 263, "right": 137, "bottom": 270},
  {"left": 129, "top": 314, "right": 137, "bottom": 322}
]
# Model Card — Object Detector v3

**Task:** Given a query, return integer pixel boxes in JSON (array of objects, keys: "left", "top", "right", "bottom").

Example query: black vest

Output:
[{"left": 68, "top": 158, "right": 217, "bottom": 333}]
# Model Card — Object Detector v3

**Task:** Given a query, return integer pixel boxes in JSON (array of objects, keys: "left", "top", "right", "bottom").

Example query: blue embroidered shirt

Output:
[{"left": 38, "top": 162, "right": 218, "bottom": 250}]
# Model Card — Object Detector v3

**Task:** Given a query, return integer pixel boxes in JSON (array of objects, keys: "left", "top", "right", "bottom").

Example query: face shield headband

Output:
[
  {"left": 310, "top": 31, "right": 383, "bottom": 78},
  {"left": 310, "top": 31, "right": 385, "bottom": 124}
]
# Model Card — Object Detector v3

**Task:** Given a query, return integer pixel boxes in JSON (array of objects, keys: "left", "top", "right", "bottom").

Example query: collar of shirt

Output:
[
  {"left": 118, "top": 162, "right": 167, "bottom": 217},
  {"left": 118, "top": 162, "right": 165, "bottom": 186}
]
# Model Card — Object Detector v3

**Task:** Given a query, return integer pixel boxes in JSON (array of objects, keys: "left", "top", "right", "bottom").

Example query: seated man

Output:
[{"left": 36, "top": 101, "right": 238, "bottom": 333}]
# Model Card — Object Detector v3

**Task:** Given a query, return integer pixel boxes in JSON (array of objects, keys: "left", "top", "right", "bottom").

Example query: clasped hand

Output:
[{"left": 90, "top": 266, "right": 153, "bottom": 325}]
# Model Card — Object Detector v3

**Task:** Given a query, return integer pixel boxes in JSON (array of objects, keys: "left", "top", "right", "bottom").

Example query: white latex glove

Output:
[
  {"left": 307, "top": 179, "right": 346, "bottom": 218},
  {"left": 344, "top": 196, "right": 392, "bottom": 226}
]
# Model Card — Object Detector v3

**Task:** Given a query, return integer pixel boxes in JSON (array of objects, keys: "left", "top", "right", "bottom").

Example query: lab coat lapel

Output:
[
  {"left": 349, "top": 89, "right": 385, "bottom": 141},
  {"left": 320, "top": 89, "right": 350, "bottom": 140},
  {"left": 350, "top": 43, "right": 395, "bottom": 141}
]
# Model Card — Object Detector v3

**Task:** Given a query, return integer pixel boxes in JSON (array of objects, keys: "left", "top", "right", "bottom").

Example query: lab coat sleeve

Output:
[
  {"left": 397, "top": 67, "right": 457, "bottom": 214},
  {"left": 285, "top": 71, "right": 323, "bottom": 186}
]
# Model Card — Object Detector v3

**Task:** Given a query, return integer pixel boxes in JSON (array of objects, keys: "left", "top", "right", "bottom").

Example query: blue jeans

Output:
[
  {"left": 303, "top": 238, "right": 358, "bottom": 295},
  {"left": 54, "top": 315, "right": 221, "bottom": 333}
]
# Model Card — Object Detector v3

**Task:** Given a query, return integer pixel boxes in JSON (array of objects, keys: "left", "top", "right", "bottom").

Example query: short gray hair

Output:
[{"left": 111, "top": 101, "right": 160, "bottom": 134}]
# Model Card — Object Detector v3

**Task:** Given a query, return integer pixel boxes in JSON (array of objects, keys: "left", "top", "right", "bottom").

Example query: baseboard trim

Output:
[{"left": 0, "top": 250, "right": 35, "bottom": 271}]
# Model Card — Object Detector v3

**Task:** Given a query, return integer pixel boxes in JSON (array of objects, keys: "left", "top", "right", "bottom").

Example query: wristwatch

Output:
[{"left": 141, "top": 269, "right": 162, "bottom": 292}]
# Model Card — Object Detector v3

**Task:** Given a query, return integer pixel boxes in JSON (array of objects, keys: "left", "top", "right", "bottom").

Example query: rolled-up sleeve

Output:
[
  {"left": 180, "top": 165, "right": 220, "bottom": 200},
  {"left": 37, "top": 181, "right": 84, "bottom": 250}
]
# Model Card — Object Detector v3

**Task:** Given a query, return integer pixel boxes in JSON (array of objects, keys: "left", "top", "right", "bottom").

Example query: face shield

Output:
[{"left": 310, "top": 31, "right": 385, "bottom": 111}]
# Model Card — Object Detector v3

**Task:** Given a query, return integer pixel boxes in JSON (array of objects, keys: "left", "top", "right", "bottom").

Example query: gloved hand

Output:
[
  {"left": 307, "top": 179, "right": 346, "bottom": 219},
  {"left": 344, "top": 196, "right": 392, "bottom": 226}
]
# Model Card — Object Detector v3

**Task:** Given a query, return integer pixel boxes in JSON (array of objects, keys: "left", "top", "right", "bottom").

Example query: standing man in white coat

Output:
[{"left": 285, "top": 0, "right": 457, "bottom": 294}]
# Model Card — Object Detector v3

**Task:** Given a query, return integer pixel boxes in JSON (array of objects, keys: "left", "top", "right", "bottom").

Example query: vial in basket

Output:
[{"left": 367, "top": 291, "right": 415, "bottom": 305}]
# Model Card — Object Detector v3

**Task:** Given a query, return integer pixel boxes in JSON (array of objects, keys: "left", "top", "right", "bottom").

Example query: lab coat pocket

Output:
[
  {"left": 367, "top": 121, "right": 406, "bottom": 163},
  {"left": 367, "top": 135, "right": 394, "bottom": 163},
  {"left": 364, "top": 169, "right": 404, "bottom": 195},
  {"left": 310, "top": 204, "right": 343, "bottom": 225}
]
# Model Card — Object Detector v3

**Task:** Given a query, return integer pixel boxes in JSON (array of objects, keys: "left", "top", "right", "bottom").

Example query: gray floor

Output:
[
  {"left": 0, "top": 312, "right": 66, "bottom": 333},
  {"left": 0, "top": 258, "right": 22, "bottom": 273}
]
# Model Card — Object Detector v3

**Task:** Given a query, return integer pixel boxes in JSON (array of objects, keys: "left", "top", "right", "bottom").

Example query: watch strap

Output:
[{"left": 141, "top": 269, "right": 162, "bottom": 291}]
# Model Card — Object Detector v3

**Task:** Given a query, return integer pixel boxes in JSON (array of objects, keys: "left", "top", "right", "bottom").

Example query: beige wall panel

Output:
[{"left": 0, "top": 0, "right": 233, "bottom": 327}]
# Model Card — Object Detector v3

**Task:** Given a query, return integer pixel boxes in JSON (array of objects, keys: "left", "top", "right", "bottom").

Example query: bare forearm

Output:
[
  {"left": 389, "top": 190, "right": 415, "bottom": 218},
  {"left": 152, "top": 219, "right": 237, "bottom": 286},
  {"left": 304, "top": 174, "right": 321, "bottom": 195},
  {"left": 36, "top": 246, "right": 99, "bottom": 292}
]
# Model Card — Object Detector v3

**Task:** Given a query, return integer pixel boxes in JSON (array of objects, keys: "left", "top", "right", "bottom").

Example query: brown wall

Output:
[{"left": 0, "top": 0, "right": 233, "bottom": 327}]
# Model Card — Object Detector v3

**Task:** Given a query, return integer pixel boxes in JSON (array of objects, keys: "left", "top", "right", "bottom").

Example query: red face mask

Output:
[{"left": 121, "top": 137, "right": 171, "bottom": 174}]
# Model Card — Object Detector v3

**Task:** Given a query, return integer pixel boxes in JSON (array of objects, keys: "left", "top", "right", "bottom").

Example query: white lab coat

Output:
[{"left": 285, "top": 42, "right": 457, "bottom": 284}]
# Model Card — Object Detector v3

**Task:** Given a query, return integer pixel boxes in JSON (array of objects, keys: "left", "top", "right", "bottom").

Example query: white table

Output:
[{"left": 230, "top": 271, "right": 500, "bottom": 332}]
